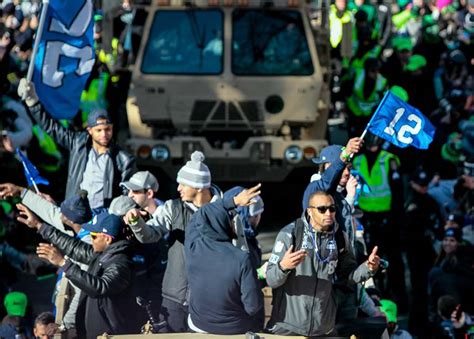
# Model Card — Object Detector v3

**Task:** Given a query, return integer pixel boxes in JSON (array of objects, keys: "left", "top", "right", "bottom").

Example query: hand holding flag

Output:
[{"left": 363, "top": 91, "right": 436, "bottom": 149}]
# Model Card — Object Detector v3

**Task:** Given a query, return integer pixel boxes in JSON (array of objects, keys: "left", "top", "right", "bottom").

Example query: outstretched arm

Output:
[
  {"left": 303, "top": 138, "right": 363, "bottom": 210},
  {"left": 18, "top": 79, "right": 79, "bottom": 150}
]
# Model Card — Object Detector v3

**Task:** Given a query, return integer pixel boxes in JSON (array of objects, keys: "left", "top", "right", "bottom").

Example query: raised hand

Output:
[
  {"left": 16, "top": 203, "right": 43, "bottom": 229},
  {"left": 125, "top": 208, "right": 148, "bottom": 225},
  {"left": 367, "top": 246, "right": 381, "bottom": 272},
  {"left": 17, "top": 78, "right": 39, "bottom": 107},
  {"left": 36, "top": 243, "right": 64, "bottom": 266},
  {"left": 279, "top": 245, "right": 307, "bottom": 271},
  {"left": 233, "top": 183, "right": 262, "bottom": 207},
  {"left": 0, "top": 183, "right": 24, "bottom": 199},
  {"left": 342, "top": 137, "right": 364, "bottom": 161},
  {"left": 345, "top": 175, "right": 359, "bottom": 199},
  {"left": 451, "top": 305, "right": 466, "bottom": 329},
  {"left": 2, "top": 135, "right": 14, "bottom": 153}
]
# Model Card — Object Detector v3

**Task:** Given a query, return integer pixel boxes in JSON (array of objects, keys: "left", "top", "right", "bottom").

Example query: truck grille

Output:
[{"left": 190, "top": 100, "right": 263, "bottom": 130}]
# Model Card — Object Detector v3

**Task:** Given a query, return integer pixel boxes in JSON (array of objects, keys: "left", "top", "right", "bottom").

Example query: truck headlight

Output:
[
  {"left": 284, "top": 145, "right": 303, "bottom": 164},
  {"left": 151, "top": 145, "right": 170, "bottom": 162},
  {"left": 137, "top": 145, "right": 151, "bottom": 159}
]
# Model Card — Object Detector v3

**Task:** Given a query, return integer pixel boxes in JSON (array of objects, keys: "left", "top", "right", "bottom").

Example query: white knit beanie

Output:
[{"left": 176, "top": 151, "right": 211, "bottom": 189}]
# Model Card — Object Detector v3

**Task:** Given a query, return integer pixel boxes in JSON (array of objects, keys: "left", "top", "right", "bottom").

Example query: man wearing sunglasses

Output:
[
  {"left": 16, "top": 206, "right": 136, "bottom": 338},
  {"left": 303, "top": 138, "right": 362, "bottom": 252},
  {"left": 303, "top": 138, "right": 386, "bottom": 333},
  {"left": 266, "top": 191, "right": 380, "bottom": 337}
]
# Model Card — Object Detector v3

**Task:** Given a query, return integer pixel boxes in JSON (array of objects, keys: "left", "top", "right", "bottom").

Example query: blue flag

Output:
[
  {"left": 33, "top": 0, "right": 95, "bottom": 119},
  {"left": 16, "top": 149, "right": 49, "bottom": 187},
  {"left": 367, "top": 91, "right": 436, "bottom": 149}
]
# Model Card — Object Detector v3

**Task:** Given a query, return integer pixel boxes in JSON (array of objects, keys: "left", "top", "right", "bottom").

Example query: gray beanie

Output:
[{"left": 177, "top": 151, "right": 211, "bottom": 189}]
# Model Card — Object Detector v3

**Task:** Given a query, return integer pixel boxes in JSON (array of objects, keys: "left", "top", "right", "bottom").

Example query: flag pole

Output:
[
  {"left": 16, "top": 149, "right": 40, "bottom": 193},
  {"left": 26, "top": 0, "right": 50, "bottom": 82},
  {"left": 23, "top": 165, "right": 40, "bottom": 194},
  {"left": 359, "top": 90, "right": 391, "bottom": 141}
]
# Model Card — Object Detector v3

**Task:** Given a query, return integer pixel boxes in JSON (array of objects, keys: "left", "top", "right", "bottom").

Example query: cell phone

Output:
[
  {"left": 455, "top": 304, "right": 462, "bottom": 321},
  {"left": 1, "top": 130, "right": 8, "bottom": 137}
]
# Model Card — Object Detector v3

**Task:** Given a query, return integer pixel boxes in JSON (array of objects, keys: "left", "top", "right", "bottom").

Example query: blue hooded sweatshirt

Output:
[
  {"left": 223, "top": 186, "right": 263, "bottom": 269},
  {"left": 185, "top": 197, "right": 264, "bottom": 334}
]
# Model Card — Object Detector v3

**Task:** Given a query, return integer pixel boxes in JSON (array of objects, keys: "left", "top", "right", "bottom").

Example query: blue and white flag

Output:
[
  {"left": 16, "top": 148, "right": 49, "bottom": 187},
  {"left": 33, "top": 0, "right": 95, "bottom": 120},
  {"left": 367, "top": 91, "right": 436, "bottom": 149}
]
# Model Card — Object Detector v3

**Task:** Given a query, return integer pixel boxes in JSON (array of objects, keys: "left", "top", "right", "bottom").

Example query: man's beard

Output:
[{"left": 94, "top": 139, "right": 110, "bottom": 148}]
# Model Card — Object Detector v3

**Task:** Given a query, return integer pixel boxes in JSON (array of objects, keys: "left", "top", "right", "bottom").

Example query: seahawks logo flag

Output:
[
  {"left": 366, "top": 91, "right": 436, "bottom": 149},
  {"left": 32, "top": 0, "right": 95, "bottom": 119}
]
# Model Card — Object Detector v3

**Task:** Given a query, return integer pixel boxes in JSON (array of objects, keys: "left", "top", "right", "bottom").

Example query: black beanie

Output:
[
  {"left": 60, "top": 190, "right": 92, "bottom": 224},
  {"left": 444, "top": 227, "right": 462, "bottom": 242}
]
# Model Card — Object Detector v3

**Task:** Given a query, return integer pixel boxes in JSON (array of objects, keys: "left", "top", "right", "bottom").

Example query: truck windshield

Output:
[
  {"left": 232, "top": 9, "right": 314, "bottom": 76},
  {"left": 141, "top": 9, "right": 223, "bottom": 74}
]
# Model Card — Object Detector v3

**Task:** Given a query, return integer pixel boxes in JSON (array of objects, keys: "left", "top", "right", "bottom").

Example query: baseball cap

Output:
[
  {"left": 405, "top": 54, "right": 427, "bottom": 72},
  {"left": 120, "top": 171, "right": 159, "bottom": 192},
  {"left": 464, "top": 158, "right": 474, "bottom": 176},
  {"left": 390, "top": 85, "right": 409, "bottom": 102},
  {"left": 312, "top": 145, "right": 343, "bottom": 164},
  {"left": 109, "top": 195, "right": 137, "bottom": 216},
  {"left": 87, "top": 108, "right": 112, "bottom": 128},
  {"left": 4, "top": 291, "right": 27, "bottom": 317},
  {"left": 82, "top": 213, "right": 123, "bottom": 238},
  {"left": 392, "top": 36, "right": 413, "bottom": 52},
  {"left": 447, "top": 213, "right": 464, "bottom": 227},
  {"left": 60, "top": 190, "right": 92, "bottom": 225},
  {"left": 411, "top": 168, "right": 431, "bottom": 186},
  {"left": 444, "top": 227, "right": 462, "bottom": 241},
  {"left": 380, "top": 299, "right": 398, "bottom": 323}
]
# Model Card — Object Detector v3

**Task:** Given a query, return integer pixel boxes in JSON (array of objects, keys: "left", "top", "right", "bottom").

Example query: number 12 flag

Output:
[
  {"left": 33, "top": 0, "right": 95, "bottom": 120},
  {"left": 367, "top": 91, "right": 436, "bottom": 149}
]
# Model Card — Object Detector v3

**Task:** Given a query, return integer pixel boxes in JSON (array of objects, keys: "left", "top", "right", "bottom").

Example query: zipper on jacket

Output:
[{"left": 307, "top": 231, "right": 320, "bottom": 336}]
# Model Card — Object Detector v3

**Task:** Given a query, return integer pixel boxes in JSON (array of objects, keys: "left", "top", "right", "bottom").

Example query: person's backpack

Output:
[{"left": 291, "top": 218, "right": 347, "bottom": 255}]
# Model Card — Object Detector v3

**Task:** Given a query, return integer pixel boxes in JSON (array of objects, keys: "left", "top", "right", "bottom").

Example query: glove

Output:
[{"left": 17, "top": 78, "right": 39, "bottom": 107}]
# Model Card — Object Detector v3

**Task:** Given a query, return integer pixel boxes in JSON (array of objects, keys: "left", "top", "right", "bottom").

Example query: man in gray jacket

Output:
[
  {"left": 266, "top": 190, "right": 380, "bottom": 337},
  {"left": 124, "top": 151, "right": 222, "bottom": 333}
]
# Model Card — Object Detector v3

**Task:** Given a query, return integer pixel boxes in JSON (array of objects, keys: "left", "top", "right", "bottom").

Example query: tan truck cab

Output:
[{"left": 126, "top": 0, "right": 330, "bottom": 181}]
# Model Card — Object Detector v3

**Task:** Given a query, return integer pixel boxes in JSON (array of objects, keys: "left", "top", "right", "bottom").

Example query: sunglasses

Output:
[
  {"left": 90, "top": 232, "right": 114, "bottom": 240},
  {"left": 309, "top": 205, "right": 337, "bottom": 214}
]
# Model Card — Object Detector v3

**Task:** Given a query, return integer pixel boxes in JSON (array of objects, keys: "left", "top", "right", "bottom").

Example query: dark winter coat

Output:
[
  {"left": 27, "top": 103, "right": 135, "bottom": 206},
  {"left": 185, "top": 197, "right": 264, "bottom": 334},
  {"left": 39, "top": 224, "right": 135, "bottom": 337}
]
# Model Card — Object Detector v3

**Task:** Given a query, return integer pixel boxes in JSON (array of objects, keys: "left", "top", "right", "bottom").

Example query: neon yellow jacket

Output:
[{"left": 353, "top": 151, "right": 400, "bottom": 212}]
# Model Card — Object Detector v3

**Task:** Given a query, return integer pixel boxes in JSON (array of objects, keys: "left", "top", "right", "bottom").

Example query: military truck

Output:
[{"left": 125, "top": 0, "right": 331, "bottom": 182}]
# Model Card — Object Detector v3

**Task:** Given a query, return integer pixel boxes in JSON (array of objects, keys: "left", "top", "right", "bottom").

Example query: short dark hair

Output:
[
  {"left": 437, "top": 295, "right": 458, "bottom": 319},
  {"left": 308, "top": 191, "right": 333, "bottom": 203},
  {"left": 34, "top": 312, "right": 55, "bottom": 327}
]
